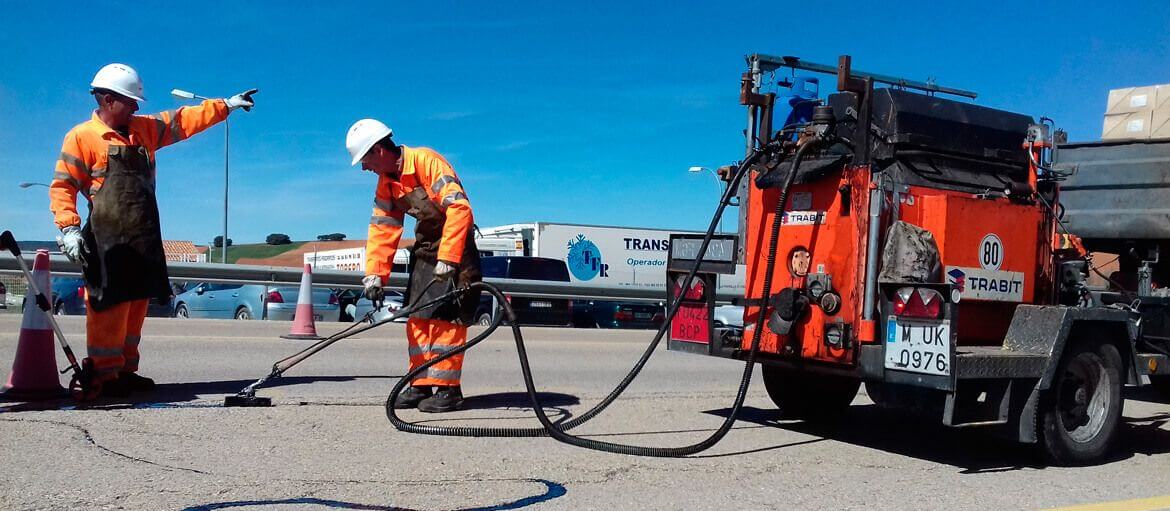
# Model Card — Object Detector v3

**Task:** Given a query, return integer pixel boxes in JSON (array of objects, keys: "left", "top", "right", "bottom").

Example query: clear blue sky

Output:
[{"left": 3, "top": 1, "right": 1169, "bottom": 244}]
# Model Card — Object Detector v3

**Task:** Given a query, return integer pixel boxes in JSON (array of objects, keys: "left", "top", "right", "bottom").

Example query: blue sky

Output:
[{"left": 3, "top": 1, "right": 1169, "bottom": 244}]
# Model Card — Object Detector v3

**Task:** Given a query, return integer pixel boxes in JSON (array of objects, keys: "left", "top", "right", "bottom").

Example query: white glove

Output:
[
  {"left": 362, "top": 275, "right": 384, "bottom": 302},
  {"left": 57, "top": 226, "right": 83, "bottom": 263},
  {"left": 434, "top": 260, "right": 457, "bottom": 281},
  {"left": 225, "top": 88, "right": 258, "bottom": 112}
]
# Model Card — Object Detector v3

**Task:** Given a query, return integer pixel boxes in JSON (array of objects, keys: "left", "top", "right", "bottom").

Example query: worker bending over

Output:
[{"left": 347, "top": 119, "right": 481, "bottom": 413}]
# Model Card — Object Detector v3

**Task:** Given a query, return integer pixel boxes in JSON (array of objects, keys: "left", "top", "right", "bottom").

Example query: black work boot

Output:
[
  {"left": 417, "top": 386, "right": 463, "bottom": 413},
  {"left": 393, "top": 385, "right": 433, "bottom": 409},
  {"left": 117, "top": 372, "right": 156, "bottom": 392}
]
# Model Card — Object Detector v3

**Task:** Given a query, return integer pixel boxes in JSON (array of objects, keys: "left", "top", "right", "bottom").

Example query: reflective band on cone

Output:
[
  {"left": 281, "top": 264, "right": 324, "bottom": 340},
  {"left": 1, "top": 250, "right": 66, "bottom": 400}
]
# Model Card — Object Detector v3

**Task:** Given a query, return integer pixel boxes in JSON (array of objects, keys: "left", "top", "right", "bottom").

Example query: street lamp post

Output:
[
  {"left": 688, "top": 166, "right": 726, "bottom": 233},
  {"left": 172, "top": 88, "right": 229, "bottom": 264}
]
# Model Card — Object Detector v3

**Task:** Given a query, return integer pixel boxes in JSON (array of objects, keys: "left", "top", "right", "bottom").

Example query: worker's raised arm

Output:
[{"left": 134, "top": 98, "right": 230, "bottom": 151}]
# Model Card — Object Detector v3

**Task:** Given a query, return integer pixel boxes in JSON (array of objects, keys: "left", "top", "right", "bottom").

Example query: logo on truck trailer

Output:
[
  {"left": 946, "top": 266, "right": 1024, "bottom": 302},
  {"left": 567, "top": 235, "right": 609, "bottom": 281}
]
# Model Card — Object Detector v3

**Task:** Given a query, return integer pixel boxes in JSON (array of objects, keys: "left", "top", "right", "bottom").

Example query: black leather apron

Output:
[
  {"left": 394, "top": 187, "right": 482, "bottom": 324},
  {"left": 80, "top": 144, "right": 171, "bottom": 312}
]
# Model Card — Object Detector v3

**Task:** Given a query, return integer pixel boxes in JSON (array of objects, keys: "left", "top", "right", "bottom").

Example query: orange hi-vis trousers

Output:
[
  {"left": 85, "top": 297, "right": 149, "bottom": 383},
  {"left": 406, "top": 318, "right": 465, "bottom": 387}
]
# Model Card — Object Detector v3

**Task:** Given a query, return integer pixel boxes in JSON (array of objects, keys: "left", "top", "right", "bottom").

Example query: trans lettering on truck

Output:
[
  {"left": 624, "top": 238, "right": 671, "bottom": 251},
  {"left": 945, "top": 266, "right": 1025, "bottom": 302}
]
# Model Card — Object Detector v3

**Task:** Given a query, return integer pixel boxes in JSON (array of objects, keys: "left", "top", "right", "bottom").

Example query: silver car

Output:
[
  {"left": 266, "top": 286, "right": 340, "bottom": 321},
  {"left": 174, "top": 283, "right": 339, "bottom": 321},
  {"left": 348, "top": 291, "right": 407, "bottom": 324}
]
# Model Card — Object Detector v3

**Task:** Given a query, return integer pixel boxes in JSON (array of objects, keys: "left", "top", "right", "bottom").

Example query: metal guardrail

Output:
[{"left": 0, "top": 254, "right": 738, "bottom": 303}]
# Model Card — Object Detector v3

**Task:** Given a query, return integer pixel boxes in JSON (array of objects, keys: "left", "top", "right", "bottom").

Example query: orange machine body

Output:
[{"left": 743, "top": 167, "right": 1055, "bottom": 365}]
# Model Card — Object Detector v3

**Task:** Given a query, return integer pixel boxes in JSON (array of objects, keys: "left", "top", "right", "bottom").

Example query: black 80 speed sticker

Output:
[{"left": 979, "top": 234, "right": 1003, "bottom": 271}]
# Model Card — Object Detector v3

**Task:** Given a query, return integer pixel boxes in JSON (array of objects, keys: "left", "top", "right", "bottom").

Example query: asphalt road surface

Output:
[{"left": 1, "top": 315, "right": 1168, "bottom": 510}]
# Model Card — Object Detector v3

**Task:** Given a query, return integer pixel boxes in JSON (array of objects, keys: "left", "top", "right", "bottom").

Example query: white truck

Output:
[{"left": 476, "top": 222, "right": 745, "bottom": 301}]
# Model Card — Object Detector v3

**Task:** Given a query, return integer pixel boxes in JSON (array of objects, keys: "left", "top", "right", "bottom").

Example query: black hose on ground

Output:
[{"left": 386, "top": 142, "right": 817, "bottom": 457}]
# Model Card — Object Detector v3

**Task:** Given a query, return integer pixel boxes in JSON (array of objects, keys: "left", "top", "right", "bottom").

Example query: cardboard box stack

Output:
[{"left": 1103, "top": 84, "right": 1170, "bottom": 140}]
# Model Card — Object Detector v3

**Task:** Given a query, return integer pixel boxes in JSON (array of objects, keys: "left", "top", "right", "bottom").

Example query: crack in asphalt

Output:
[
  {"left": 0, "top": 417, "right": 211, "bottom": 475},
  {"left": 1, "top": 415, "right": 531, "bottom": 485}
]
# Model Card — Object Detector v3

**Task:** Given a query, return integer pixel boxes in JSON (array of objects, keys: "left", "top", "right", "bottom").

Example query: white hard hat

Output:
[
  {"left": 90, "top": 63, "right": 145, "bottom": 102},
  {"left": 346, "top": 118, "right": 393, "bottom": 166}
]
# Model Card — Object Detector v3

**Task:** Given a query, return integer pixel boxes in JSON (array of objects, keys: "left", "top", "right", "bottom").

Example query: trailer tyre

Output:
[
  {"left": 1039, "top": 341, "right": 1123, "bottom": 465},
  {"left": 761, "top": 365, "right": 859, "bottom": 420}
]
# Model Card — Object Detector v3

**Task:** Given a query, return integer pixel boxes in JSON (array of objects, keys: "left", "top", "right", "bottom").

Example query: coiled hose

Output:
[{"left": 386, "top": 143, "right": 815, "bottom": 456}]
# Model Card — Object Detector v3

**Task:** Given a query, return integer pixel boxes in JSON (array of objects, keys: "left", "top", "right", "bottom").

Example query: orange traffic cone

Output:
[
  {"left": 1, "top": 250, "right": 66, "bottom": 400},
  {"left": 281, "top": 264, "right": 324, "bottom": 340}
]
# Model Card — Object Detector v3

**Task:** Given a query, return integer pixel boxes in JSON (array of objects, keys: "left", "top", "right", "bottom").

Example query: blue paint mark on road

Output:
[{"left": 181, "top": 479, "right": 567, "bottom": 511}]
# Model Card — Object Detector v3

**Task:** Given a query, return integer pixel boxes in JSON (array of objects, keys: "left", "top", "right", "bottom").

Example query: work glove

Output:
[
  {"left": 57, "top": 226, "right": 83, "bottom": 263},
  {"left": 434, "top": 260, "right": 457, "bottom": 281},
  {"left": 362, "top": 274, "right": 384, "bottom": 302},
  {"left": 225, "top": 88, "right": 258, "bottom": 112}
]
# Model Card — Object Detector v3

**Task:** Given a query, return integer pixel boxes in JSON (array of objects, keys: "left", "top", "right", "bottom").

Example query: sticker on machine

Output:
[
  {"left": 945, "top": 266, "right": 1024, "bottom": 302},
  {"left": 781, "top": 210, "right": 825, "bottom": 226}
]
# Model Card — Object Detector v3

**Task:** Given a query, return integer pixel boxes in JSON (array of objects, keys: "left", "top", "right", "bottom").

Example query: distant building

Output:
[{"left": 162, "top": 241, "right": 207, "bottom": 263}]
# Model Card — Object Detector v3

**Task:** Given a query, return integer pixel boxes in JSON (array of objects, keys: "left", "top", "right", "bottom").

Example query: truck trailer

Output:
[
  {"left": 477, "top": 222, "right": 745, "bottom": 299},
  {"left": 666, "top": 54, "right": 1170, "bottom": 464}
]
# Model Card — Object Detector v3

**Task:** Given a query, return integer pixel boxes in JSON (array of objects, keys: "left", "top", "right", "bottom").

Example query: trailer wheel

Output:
[
  {"left": 1150, "top": 375, "right": 1170, "bottom": 400},
  {"left": 761, "top": 365, "right": 859, "bottom": 420},
  {"left": 1039, "top": 341, "right": 1123, "bottom": 465}
]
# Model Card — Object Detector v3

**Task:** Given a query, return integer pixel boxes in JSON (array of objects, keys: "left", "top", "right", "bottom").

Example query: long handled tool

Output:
[
  {"left": 0, "top": 230, "right": 98, "bottom": 400},
  {"left": 225, "top": 280, "right": 455, "bottom": 407}
]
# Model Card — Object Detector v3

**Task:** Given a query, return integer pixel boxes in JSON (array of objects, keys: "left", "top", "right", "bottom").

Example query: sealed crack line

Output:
[
  {"left": 1, "top": 416, "right": 586, "bottom": 493},
  {"left": 0, "top": 417, "right": 210, "bottom": 475}
]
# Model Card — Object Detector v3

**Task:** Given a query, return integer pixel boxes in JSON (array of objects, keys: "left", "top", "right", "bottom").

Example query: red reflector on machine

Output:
[{"left": 892, "top": 287, "right": 942, "bottom": 318}]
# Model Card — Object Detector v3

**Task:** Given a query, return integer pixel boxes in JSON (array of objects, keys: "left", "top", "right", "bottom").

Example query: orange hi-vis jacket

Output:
[
  {"left": 367, "top": 146, "right": 473, "bottom": 282},
  {"left": 50, "top": 99, "right": 230, "bottom": 230}
]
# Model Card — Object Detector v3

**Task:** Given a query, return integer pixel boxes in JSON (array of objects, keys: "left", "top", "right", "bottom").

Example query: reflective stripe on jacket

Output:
[
  {"left": 366, "top": 145, "right": 473, "bottom": 281},
  {"left": 50, "top": 99, "right": 230, "bottom": 229}
]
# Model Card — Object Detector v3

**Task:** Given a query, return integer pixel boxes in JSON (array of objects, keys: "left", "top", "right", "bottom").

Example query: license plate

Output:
[
  {"left": 635, "top": 313, "right": 652, "bottom": 319},
  {"left": 885, "top": 316, "right": 951, "bottom": 376},
  {"left": 530, "top": 301, "right": 552, "bottom": 308}
]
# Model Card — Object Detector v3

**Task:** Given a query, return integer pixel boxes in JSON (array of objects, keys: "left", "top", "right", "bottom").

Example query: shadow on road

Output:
[
  {"left": 0, "top": 375, "right": 399, "bottom": 412},
  {"left": 704, "top": 403, "right": 1170, "bottom": 472},
  {"left": 403, "top": 392, "right": 581, "bottom": 427},
  {"left": 461, "top": 391, "right": 580, "bottom": 411},
  {"left": 1125, "top": 385, "right": 1170, "bottom": 406}
]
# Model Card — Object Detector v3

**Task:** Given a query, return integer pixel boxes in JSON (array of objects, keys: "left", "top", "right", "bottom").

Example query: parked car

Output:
[
  {"left": 348, "top": 290, "right": 407, "bottom": 323},
  {"left": 713, "top": 305, "right": 744, "bottom": 328},
  {"left": 173, "top": 283, "right": 338, "bottom": 321},
  {"left": 0, "top": 281, "right": 6, "bottom": 310},
  {"left": 49, "top": 277, "right": 174, "bottom": 317},
  {"left": 572, "top": 300, "right": 665, "bottom": 329},
  {"left": 475, "top": 256, "right": 572, "bottom": 327}
]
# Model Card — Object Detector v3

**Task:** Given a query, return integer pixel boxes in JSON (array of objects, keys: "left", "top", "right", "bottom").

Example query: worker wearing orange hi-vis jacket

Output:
[
  {"left": 347, "top": 118, "right": 482, "bottom": 413},
  {"left": 49, "top": 63, "right": 257, "bottom": 399}
]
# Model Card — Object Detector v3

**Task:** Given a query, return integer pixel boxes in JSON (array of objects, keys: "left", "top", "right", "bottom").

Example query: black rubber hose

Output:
[
  {"left": 387, "top": 143, "right": 814, "bottom": 456},
  {"left": 386, "top": 150, "right": 762, "bottom": 437}
]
